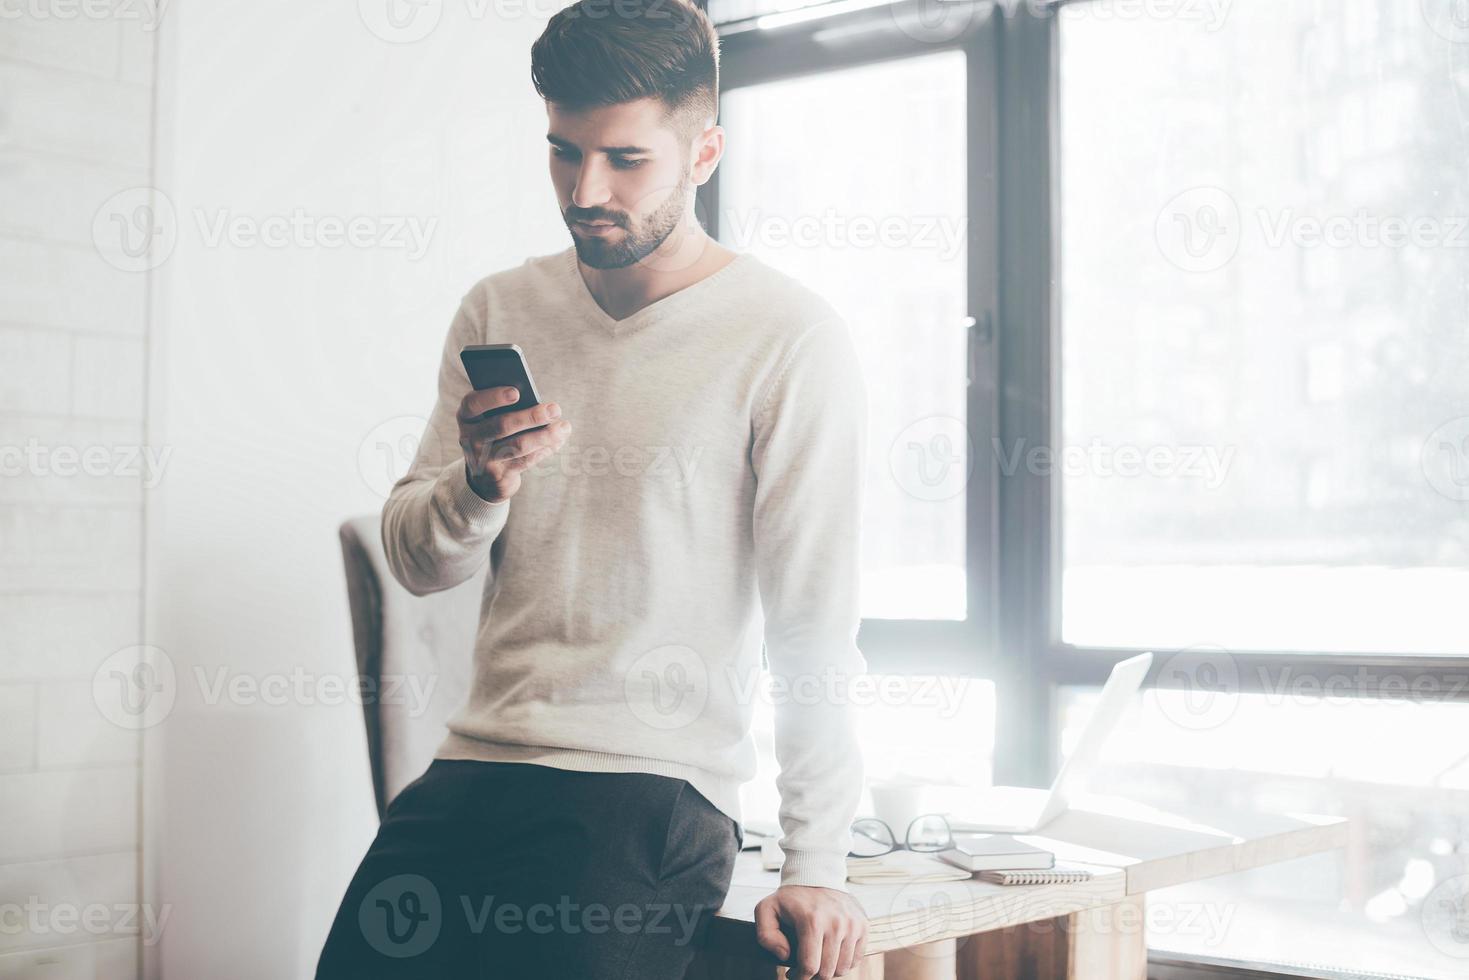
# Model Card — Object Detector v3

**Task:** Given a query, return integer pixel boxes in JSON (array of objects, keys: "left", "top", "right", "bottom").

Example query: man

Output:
[{"left": 316, "top": 0, "right": 870, "bottom": 976}]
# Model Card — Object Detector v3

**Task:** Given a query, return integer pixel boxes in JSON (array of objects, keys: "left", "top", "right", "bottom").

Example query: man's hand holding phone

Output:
[{"left": 457, "top": 386, "right": 572, "bottom": 504}]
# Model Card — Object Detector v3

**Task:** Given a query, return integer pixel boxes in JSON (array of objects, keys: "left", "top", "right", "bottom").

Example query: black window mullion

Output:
[
  {"left": 715, "top": 3, "right": 1000, "bottom": 679},
  {"left": 991, "top": 0, "right": 1059, "bottom": 788}
]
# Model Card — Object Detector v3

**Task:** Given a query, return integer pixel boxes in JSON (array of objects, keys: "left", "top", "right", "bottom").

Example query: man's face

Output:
[{"left": 547, "top": 98, "right": 702, "bottom": 270}]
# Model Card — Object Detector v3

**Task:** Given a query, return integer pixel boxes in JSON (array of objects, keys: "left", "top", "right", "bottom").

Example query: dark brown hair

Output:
[{"left": 531, "top": 0, "right": 720, "bottom": 143}]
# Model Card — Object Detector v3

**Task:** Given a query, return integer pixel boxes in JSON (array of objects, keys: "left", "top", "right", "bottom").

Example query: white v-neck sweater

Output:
[{"left": 382, "top": 245, "right": 868, "bottom": 891}]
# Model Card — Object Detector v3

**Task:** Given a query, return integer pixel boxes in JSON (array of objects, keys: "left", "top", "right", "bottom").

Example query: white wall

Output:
[
  {"left": 0, "top": 8, "right": 156, "bottom": 978},
  {"left": 147, "top": 2, "right": 566, "bottom": 976}
]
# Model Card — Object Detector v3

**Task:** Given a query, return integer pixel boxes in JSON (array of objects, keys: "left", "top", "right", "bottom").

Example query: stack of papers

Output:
[
  {"left": 760, "top": 836, "right": 1087, "bottom": 886},
  {"left": 761, "top": 839, "right": 971, "bottom": 883},
  {"left": 845, "top": 850, "right": 975, "bottom": 885}
]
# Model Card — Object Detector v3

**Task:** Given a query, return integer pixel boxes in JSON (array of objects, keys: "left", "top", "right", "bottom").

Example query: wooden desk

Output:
[{"left": 687, "top": 799, "right": 1349, "bottom": 980}]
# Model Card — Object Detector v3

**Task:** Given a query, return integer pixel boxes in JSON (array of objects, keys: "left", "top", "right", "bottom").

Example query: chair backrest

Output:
[{"left": 338, "top": 515, "right": 484, "bottom": 817}]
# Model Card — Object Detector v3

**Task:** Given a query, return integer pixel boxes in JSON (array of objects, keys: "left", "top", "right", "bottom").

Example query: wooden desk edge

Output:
[
  {"left": 707, "top": 866, "right": 1127, "bottom": 959},
  {"left": 1122, "top": 815, "right": 1350, "bottom": 894}
]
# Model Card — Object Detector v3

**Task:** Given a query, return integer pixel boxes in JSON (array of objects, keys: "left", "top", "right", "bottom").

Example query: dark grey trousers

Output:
[{"left": 315, "top": 759, "right": 742, "bottom": 979}]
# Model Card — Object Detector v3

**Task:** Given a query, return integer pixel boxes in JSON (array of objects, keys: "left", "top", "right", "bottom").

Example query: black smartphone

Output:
[{"left": 459, "top": 344, "right": 545, "bottom": 428}]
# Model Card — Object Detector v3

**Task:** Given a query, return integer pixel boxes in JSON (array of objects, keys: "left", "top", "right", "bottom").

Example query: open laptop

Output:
[{"left": 949, "top": 651, "right": 1154, "bottom": 834}]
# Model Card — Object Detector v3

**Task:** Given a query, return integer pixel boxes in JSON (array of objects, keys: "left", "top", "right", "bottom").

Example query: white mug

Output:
[{"left": 867, "top": 779, "right": 931, "bottom": 840}]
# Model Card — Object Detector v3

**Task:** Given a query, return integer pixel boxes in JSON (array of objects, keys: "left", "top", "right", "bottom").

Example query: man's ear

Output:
[{"left": 691, "top": 123, "right": 724, "bottom": 186}]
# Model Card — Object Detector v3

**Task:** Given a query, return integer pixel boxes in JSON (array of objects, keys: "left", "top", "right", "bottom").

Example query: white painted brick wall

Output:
[
  {"left": 0, "top": 852, "right": 140, "bottom": 956},
  {"left": 1, "top": 9, "right": 157, "bottom": 979},
  {"left": 0, "top": 240, "right": 148, "bottom": 335}
]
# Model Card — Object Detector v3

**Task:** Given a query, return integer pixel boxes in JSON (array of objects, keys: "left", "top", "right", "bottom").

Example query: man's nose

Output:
[{"left": 571, "top": 160, "right": 612, "bottom": 209}]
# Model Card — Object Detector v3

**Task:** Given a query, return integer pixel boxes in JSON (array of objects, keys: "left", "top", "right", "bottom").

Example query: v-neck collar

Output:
[{"left": 563, "top": 246, "right": 753, "bottom": 336}]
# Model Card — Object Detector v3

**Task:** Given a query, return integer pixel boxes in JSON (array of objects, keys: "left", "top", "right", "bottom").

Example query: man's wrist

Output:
[
  {"left": 447, "top": 460, "right": 510, "bottom": 526},
  {"left": 463, "top": 462, "right": 507, "bottom": 505},
  {"left": 777, "top": 850, "right": 850, "bottom": 893}
]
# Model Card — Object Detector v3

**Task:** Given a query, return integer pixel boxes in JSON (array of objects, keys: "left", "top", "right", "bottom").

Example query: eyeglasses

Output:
[{"left": 849, "top": 813, "right": 953, "bottom": 858}]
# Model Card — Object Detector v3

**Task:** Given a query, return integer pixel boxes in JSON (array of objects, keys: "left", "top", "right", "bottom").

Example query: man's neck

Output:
[{"left": 577, "top": 231, "right": 738, "bottom": 321}]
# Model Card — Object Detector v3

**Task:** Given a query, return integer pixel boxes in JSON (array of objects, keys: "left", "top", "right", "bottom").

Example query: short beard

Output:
[{"left": 570, "top": 166, "right": 692, "bottom": 270}]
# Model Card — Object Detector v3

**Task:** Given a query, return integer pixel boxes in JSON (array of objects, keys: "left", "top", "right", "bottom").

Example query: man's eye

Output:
[{"left": 550, "top": 148, "right": 643, "bottom": 169}]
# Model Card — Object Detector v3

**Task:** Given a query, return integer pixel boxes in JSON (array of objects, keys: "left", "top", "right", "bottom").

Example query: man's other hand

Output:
[{"left": 754, "top": 884, "right": 868, "bottom": 979}]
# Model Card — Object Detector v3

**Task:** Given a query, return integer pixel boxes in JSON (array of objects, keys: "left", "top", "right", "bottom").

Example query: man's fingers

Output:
[
  {"left": 495, "top": 446, "right": 554, "bottom": 475},
  {"left": 818, "top": 922, "right": 843, "bottom": 979},
  {"left": 794, "top": 920, "right": 825, "bottom": 980},
  {"left": 484, "top": 420, "right": 570, "bottom": 464},
  {"left": 458, "top": 385, "right": 520, "bottom": 422},
  {"left": 460, "top": 402, "right": 563, "bottom": 443},
  {"left": 834, "top": 928, "right": 860, "bottom": 977},
  {"left": 754, "top": 902, "right": 790, "bottom": 961}
]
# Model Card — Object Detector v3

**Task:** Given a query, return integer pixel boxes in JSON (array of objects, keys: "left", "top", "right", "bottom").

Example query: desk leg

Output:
[
  {"left": 956, "top": 895, "right": 1147, "bottom": 980},
  {"left": 1066, "top": 895, "right": 1147, "bottom": 979},
  {"left": 883, "top": 939, "right": 953, "bottom": 980}
]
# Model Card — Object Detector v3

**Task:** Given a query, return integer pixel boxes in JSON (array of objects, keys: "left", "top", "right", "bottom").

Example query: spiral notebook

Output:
[{"left": 978, "top": 866, "right": 1095, "bottom": 886}]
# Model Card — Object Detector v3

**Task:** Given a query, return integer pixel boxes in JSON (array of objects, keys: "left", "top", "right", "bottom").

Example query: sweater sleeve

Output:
[
  {"left": 750, "top": 317, "right": 869, "bottom": 892},
  {"left": 381, "top": 296, "right": 510, "bottom": 597}
]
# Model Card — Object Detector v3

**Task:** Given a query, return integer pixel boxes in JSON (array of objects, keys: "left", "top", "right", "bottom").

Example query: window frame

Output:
[
  {"left": 715, "top": 2, "right": 1469, "bottom": 974},
  {"left": 712, "top": 0, "right": 1002, "bottom": 680}
]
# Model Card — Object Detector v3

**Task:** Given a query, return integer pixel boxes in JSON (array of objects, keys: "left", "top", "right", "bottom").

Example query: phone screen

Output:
[{"left": 459, "top": 345, "right": 542, "bottom": 421}]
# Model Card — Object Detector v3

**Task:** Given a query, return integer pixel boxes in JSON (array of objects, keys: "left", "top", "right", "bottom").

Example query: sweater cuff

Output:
[
  {"left": 445, "top": 461, "right": 511, "bottom": 529},
  {"left": 778, "top": 850, "right": 850, "bottom": 893}
]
